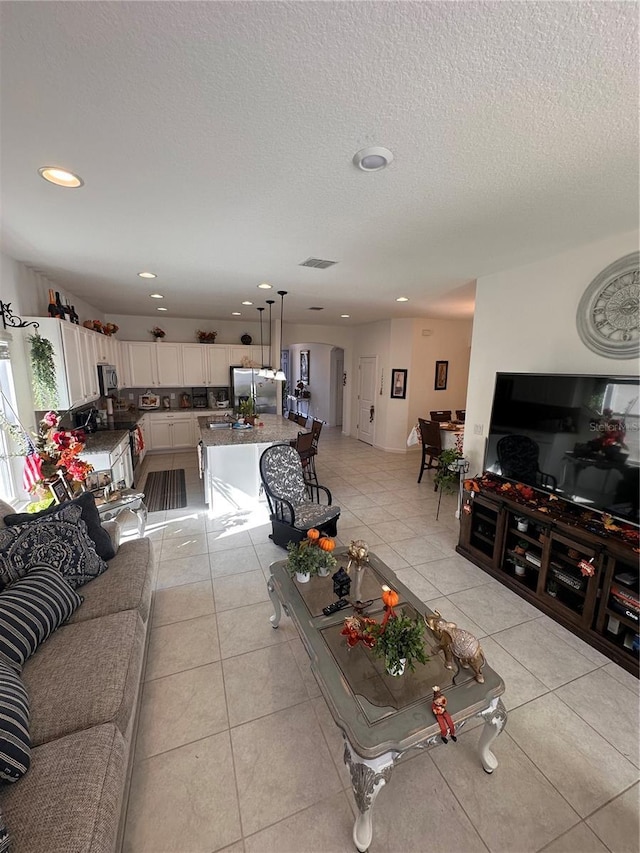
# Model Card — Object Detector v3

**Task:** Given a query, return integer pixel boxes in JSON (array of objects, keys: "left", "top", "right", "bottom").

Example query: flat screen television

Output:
[{"left": 484, "top": 373, "right": 640, "bottom": 526}]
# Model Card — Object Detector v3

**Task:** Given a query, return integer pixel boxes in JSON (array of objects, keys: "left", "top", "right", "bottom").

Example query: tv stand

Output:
[{"left": 457, "top": 476, "right": 639, "bottom": 677}]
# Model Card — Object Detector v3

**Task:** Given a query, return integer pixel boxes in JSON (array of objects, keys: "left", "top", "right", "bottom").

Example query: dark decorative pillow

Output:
[
  {"left": 4, "top": 490, "right": 115, "bottom": 561},
  {"left": 0, "top": 808, "right": 10, "bottom": 852},
  {"left": 0, "top": 503, "right": 107, "bottom": 589},
  {"left": 0, "top": 566, "right": 83, "bottom": 671},
  {"left": 0, "top": 659, "right": 30, "bottom": 783}
]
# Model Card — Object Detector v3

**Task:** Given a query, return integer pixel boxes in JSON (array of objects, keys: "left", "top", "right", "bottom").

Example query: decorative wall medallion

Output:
[{"left": 576, "top": 252, "right": 639, "bottom": 359}]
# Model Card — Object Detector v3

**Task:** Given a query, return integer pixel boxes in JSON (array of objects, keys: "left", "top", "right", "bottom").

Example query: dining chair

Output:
[
  {"left": 293, "top": 430, "right": 318, "bottom": 485},
  {"left": 417, "top": 418, "right": 443, "bottom": 483},
  {"left": 309, "top": 418, "right": 323, "bottom": 453},
  {"left": 295, "top": 414, "right": 308, "bottom": 428},
  {"left": 430, "top": 410, "right": 452, "bottom": 423},
  {"left": 455, "top": 409, "right": 466, "bottom": 423},
  {"left": 287, "top": 411, "right": 297, "bottom": 422}
]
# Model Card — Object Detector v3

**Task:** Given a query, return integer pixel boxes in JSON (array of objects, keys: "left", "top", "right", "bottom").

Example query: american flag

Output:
[{"left": 22, "top": 435, "right": 42, "bottom": 493}]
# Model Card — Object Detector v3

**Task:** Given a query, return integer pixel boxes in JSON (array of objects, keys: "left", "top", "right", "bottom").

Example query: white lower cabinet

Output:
[
  {"left": 83, "top": 435, "right": 133, "bottom": 489},
  {"left": 147, "top": 414, "right": 194, "bottom": 450}
]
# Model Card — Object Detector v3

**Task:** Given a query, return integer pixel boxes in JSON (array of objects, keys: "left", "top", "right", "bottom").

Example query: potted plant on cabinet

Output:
[
  {"left": 434, "top": 448, "right": 464, "bottom": 494},
  {"left": 367, "top": 610, "right": 429, "bottom": 676},
  {"left": 515, "top": 516, "right": 529, "bottom": 533},
  {"left": 150, "top": 326, "right": 166, "bottom": 341},
  {"left": 197, "top": 330, "right": 217, "bottom": 343},
  {"left": 286, "top": 530, "right": 337, "bottom": 583}
]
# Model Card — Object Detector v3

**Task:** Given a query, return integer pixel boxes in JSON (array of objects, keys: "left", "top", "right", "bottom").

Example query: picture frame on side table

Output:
[
  {"left": 390, "top": 368, "right": 408, "bottom": 399},
  {"left": 300, "top": 350, "right": 310, "bottom": 384},
  {"left": 49, "top": 477, "right": 72, "bottom": 504},
  {"left": 85, "top": 470, "right": 113, "bottom": 493},
  {"left": 434, "top": 360, "right": 448, "bottom": 391}
]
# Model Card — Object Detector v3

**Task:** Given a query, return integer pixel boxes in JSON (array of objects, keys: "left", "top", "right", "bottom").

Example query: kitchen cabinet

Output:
[
  {"left": 207, "top": 346, "right": 231, "bottom": 384},
  {"left": 155, "top": 343, "right": 183, "bottom": 386},
  {"left": 147, "top": 413, "right": 194, "bottom": 450},
  {"left": 83, "top": 434, "right": 133, "bottom": 489},
  {"left": 128, "top": 342, "right": 157, "bottom": 387},
  {"left": 228, "top": 346, "right": 262, "bottom": 368},
  {"left": 182, "top": 344, "right": 230, "bottom": 385},
  {"left": 78, "top": 328, "right": 100, "bottom": 401}
]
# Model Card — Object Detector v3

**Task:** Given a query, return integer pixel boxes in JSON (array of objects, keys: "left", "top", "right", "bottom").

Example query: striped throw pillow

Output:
[
  {"left": 0, "top": 659, "right": 30, "bottom": 783},
  {"left": 0, "top": 566, "right": 83, "bottom": 671}
]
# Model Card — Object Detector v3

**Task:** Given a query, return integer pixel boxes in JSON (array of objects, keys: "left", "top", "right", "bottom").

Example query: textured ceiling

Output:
[{"left": 1, "top": 1, "right": 638, "bottom": 324}]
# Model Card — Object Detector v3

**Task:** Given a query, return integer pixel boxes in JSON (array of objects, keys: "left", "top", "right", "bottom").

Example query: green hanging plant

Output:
[
  {"left": 28, "top": 334, "right": 58, "bottom": 409},
  {"left": 434, "top": 448, "right": 464, "bottom": 494}
]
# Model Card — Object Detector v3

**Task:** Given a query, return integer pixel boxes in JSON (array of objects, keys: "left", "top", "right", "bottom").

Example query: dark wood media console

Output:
[{"left": 457, "top": 480, "right": 639, "bottom": 677}]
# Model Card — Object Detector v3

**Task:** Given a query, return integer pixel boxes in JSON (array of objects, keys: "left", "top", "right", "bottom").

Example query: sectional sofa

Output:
[{"left": 0, "top": 498, "right": 156, "bottom": 853}]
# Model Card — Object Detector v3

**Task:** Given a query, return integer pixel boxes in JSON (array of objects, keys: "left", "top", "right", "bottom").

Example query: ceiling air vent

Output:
[
  {"left": 299, "top": 258, "right": 338, "bottom": 269},
  {"left": 308, "top": 307, "right": 324, "bottom": 311}
]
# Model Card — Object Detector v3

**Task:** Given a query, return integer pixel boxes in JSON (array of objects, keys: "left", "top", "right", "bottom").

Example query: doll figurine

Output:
[{"left": 431, "top": 685, "right": 457, "bottom": 744}]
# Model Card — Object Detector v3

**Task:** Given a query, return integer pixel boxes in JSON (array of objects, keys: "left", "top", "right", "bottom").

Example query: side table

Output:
[{"left": 96, "top": 489, "right": 147, "bottom": 538}]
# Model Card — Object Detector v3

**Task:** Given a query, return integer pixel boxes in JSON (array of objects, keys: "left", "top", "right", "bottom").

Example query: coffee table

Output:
[{"left": 267, "top": 549, "right": 506, "bottom": 852}]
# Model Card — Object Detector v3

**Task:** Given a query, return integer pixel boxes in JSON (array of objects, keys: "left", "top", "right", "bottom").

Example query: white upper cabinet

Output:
[
  {"left": 59, "top": 323, "right": 86, "bottom": 408},
  {"left": 155, "top": 342, "right": 183, "bottom": 386},
  {"left": 128, "top": 342, "right": 157, "bottom": 387},
  {"left": 206, "top": 346, "right": 230, "bottom": 385},
  {"left": 77, "top": 328, "right": 100, "bottom": 400},
  {"left": 182, "top": 345, "right": 208, "bottom": 385}
]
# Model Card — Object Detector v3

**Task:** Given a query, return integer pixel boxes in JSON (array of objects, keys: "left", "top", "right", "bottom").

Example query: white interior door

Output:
[{"left": 357, "top": 356, "right": 377, "bottom": 445}]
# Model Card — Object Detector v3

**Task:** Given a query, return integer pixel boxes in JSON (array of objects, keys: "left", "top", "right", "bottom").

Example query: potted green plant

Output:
[
  {"left": 286, "top": 534, "right": 337, "bottom": 583},
  {"left": 238, "top": 397, "right": 256, "bottom": 424},
  {"left": 434, "top": 448, "right": 464, "bottom": 494},
  {"left": 368, "top": 610, "right": 429, "bottom": 676},
  {"left": 28, "top": 334, "right": 59, "bottom": 409},
  {"left": 514, "top": 540, "right": 528, "bottom": 556}
]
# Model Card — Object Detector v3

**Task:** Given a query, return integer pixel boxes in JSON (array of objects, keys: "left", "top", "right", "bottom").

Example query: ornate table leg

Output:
[
  {"left": 343, "top": 739, "right": 395, "bottom": 852},
  {"left": 134, "top": 501, "right": 148, "bottom": 538},
  {"left": 477, "top": 697, "right": 507, "bottom": 773},
  {"left": 267, "top": 576, "right": 282, "bottom": 628}
]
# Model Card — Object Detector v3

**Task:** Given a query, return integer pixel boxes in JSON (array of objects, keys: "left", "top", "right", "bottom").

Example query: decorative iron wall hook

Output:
[{"left": 0, "top": 303, "right": 40, "bottom": 330}]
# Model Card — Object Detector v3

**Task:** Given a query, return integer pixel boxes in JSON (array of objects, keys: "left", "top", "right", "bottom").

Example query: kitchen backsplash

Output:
[{"left": 116, "top": 386, "right": 230, "bottom": 411}]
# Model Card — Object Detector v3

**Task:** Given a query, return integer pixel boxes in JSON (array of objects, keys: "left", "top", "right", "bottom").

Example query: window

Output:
[{"left": 0, "top": 338, "right": 20, "bottom": 503}]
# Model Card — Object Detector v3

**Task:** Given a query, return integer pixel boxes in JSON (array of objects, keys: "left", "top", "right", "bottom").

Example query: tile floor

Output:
[{"left": 121, "top": 430, "right": 639, "bottom": 853}]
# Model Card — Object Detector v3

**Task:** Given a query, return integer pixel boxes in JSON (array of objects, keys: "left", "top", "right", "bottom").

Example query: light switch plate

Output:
[{"left": 474, "top": 423, "right": 483, "bottom": 435}]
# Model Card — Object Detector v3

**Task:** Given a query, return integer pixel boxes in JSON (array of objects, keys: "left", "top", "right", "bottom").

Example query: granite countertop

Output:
[
  {"left": 198, "top": 414, "right": 303, "bottom": 447},
  {"left": 83, "top": 430, "right": 129, "bottom": 455}
]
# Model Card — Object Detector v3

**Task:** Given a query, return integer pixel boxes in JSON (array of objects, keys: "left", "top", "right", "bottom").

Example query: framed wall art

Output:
[
  {"left": 300, "top": 350, "right": 310, "bottom": 384},
  {"left": 390, "top": 368, "right": 408, "bottom": 399},
  {"left": 434, "top": 360, "right": 448, "bottom": 391}
]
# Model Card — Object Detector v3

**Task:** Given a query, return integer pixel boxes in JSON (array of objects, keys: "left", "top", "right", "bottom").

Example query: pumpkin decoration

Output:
[
  {"left": 306, "top": 528, "right": 320, "bottom": 541},
  {"left": 382, "top": 587, "right": 399, "bottom": 609},
  {"left": 318, "top": 536, "right": 336, "bottom": 552}
]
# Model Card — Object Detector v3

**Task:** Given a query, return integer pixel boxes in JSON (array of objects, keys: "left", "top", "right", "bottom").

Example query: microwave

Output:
[{"left": 97, "top": 364, "right": 118, "bottom": 396}]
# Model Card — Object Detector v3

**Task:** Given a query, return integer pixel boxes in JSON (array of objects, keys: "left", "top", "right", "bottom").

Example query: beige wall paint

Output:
[{"left": 464, "top": 229, "right": 640, "bottom": 475}]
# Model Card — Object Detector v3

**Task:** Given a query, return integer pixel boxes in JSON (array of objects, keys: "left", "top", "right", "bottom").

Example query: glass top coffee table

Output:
[{"left": 267, "top": 548, "right": 506, "bottom": 852}]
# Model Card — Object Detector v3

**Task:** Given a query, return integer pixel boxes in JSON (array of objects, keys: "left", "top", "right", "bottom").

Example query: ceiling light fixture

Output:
[
  {"left": 241, "top": 300, "right": 253, "bottom": 306},
  {"left": 138, "top": 271, "right": 157, "bottom": 279},
  {"left": 352, "top": 146, "right": 394, "bottom": 172},
  {"left": 341, "top": 314, "right": 350, "bottom": 318},
  {"left": 157, "top": 307, "right": 168, "bottom": 311},
  {"left": 38, "top": 166, "right": 84, "bottom": 188},
  {"left": 258, "top": 283, "right": 272, "bottom": 290},
  {"left": 259, "top": 300, "right": 276, "bottom": 378},
  {"left": 274, "top": 291, "right": 288, "bottom": 381},
  {"left": 256, "top": 306, "right": 267, "bottom": 376},
  {"left": 231, "top": 311, "right": 241, "bottom": 316},
  {"left": 396, "top": 296, "right": 409, "bottom": 302},
  {"left": 149, "top": 293, "right": 163, "bottom": 299}
]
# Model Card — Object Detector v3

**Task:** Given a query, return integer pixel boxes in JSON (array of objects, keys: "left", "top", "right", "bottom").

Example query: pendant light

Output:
[
  {"left": 274, "top": 290, "right": 287, "bottom": 381},
  {"left": 256, "top": 307, "right": 267, "bottom": 377},
  {"left": 259, "top": 299, "right": 276, "bottom": 379}
]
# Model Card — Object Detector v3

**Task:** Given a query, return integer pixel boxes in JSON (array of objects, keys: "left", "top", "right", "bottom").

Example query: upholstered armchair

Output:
[{"left": 259, "top": 444, "right": 340, "bottom": 547}]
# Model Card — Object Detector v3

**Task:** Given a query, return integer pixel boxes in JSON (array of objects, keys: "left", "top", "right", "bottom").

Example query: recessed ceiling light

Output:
[
  {"left": 149, "top": 293, "right": 163, "bottom": 299},
  {"left": 341, "top": 314, "right": 350, "bottom": 318},
  {"left": 258, "top": 283, "right": 272, "bottom": 289},
  {"left": 396, "top": 296, "right": 409, "bottom": 302},
  {"left": 38, "top": 166, "right": 84, "bottom": 188},
  {"left": 231, "top": 312, "right": 241, "bottom": 316},
  {"left": 353, "top": 146, "right": 394, "bottom": 172},
  {"left": 138, "top": 271, "right": 157, "bottom": 279},
  {"left": 241, "top": 301, "right": 253, "bottom": 306},
  {"left": 157, "top": 306, "right": 168, "bottom": 311}
]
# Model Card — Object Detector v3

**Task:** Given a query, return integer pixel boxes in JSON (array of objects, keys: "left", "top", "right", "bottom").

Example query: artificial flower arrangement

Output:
[
  {"left": 150, "top": 326, "right": 166, "bottom": 340},
  {"left": 83, "top": 320, "right": 119, "bottom": 336},
  {"left": 28, "top": 411, "right": 94, "bottom": 498},
  {"left": 286, "top": 528, "right": 337, "bottom": 579},
  {"left": 197, "top": 330, "right": 218, "bottom": 343}
]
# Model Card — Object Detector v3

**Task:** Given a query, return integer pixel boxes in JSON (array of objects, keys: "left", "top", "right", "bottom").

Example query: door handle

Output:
[{"left": 370, "top": 406, "right": 375, "bottom": 423}]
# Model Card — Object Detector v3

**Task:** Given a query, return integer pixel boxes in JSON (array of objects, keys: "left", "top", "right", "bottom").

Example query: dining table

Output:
[{"left": 439, "top": 421, "right": 465, "bottom": 452}]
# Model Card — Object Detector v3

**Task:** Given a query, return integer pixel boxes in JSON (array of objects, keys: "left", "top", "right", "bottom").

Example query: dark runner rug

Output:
[{"left": 144, "top": 469, "right": 187, "bottom": 512}]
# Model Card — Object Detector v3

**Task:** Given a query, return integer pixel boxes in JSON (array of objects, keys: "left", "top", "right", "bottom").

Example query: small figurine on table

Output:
[{"left": 431, "top": 685, "right": 457, "bottom": 744}]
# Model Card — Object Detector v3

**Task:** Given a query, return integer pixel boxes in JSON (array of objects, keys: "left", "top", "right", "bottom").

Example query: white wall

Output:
[
  {"left": 288, "top": 341, "right": 335, "bottom": 424},
  {"left": 106, "top": 314, "right": 268, "bottom": 346},
  {"left": 464, "top": 229, "right": 640, "bottom": 475}
]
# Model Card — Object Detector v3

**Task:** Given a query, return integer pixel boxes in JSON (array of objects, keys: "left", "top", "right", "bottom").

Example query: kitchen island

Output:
[{"left": 198, "top": 414, "right": 304, "bottom": 515}]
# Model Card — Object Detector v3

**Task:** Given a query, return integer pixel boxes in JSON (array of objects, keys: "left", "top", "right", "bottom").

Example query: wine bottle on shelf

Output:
[
  {"left": 69, "top": 305, "right": 79, "bottom": 325},
  {"left": 47, "top": 289, "right": 59, "bottom": 318},
  {"left": 55, "top": 292, "right": 67, "bottom": 320}
]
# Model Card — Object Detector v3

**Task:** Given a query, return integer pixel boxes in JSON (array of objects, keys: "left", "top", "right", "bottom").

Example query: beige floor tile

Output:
[
  {"left": 161, "top": 514, "right": 207, "bottom": 539},
  {"left": 244, "top": 791, "right": 355, "bottom": 853},
  {"left": 137, "top": 663, "right": 228, "bottom": 758},
  {"left": 367, "top": 543, "right": 409, "bottom": 570},
  {"left": 160, "top": 533, "right": 208, "bottom": 562},
  {"left": 207, "top": 529, "right": 254, "bottom": 552},
  {"left": 253, "top": 540, "right": 287, "bottom": 571},
  {"left": 217, "top": 843, "right": 245, "bottom": 853},
  {"left": 146, "top": 614, "right": 220, "bottom": 680},
  {"left": 423, "top": 594, "right": 487, "bottom": 640},
  {"left": 210, "top": 545, "right": 262, "bottom": 577},
  {"left": 541, "top": 821, "right": 609, "bottom": 853},
  {"left": 474, "top": 636, "right": 548, "bottom": 709},
  {"left": 449, "top": 583, "right": 544, "bottom": 635},
  {"left": 231, "top": 703, "right": 342, "bottom": 836},
  {"left": 368, "top": 519, "right": 417, "bottom": 542},
  {"left": 213, "top": 569, "right": 270, "bottom": 612},
  {"left": 391, "top": 535, "right": 448, "bottom": 565},
  {"left": 155, "top": 553, "right": 212, "bottom": 590},
  {"left": 152, "top": 579, "right": 215, "bottom": 626},
  {"left": 602, "top": 662, "right": 640, "bottom": 696},
  {"left": 393, "top": 567, "right": 442, "bottom": 601},
  {"left": 536, "top": 614, "right": 611, "bottom": 666},
  {"left": 432, "top": 730, "right": 579, "bottom": 852},
  {"left": 217, "top": 601, "right": 298, "bottom": 658},
  {"left": 415, "top": 554, "right": 492, "bottom": 595},
  {"left": 351, "top": 505, "right": 394, "bottom": 526},
  {"left": 492, "top": 619, "right": 600, "bottom": 689},
  {"left": 507, "top": 693, "right": 638, "bottom": 816},
  {"left": 556, "top": 668, "right": 640, "bottom": 767},
  {"left": 124, "top": 732, "right": 241, "bottom": 853},
  {"left": 586, "top": 783, "right": 640, "bottom": 853},
  {"left": 224, "top": 643, "right": 309, "bottom": 726},
  {"left": 289, "top": 637, "right": 322, "bottom": 698},
  {"left": 356, "top": 751, "right": 487, "bottom": 853},
  {"left": 310, "top": 695, "right": 352, "bottom": 789},
  {"left": 336, "top": 524, "right": 383, "bottom": 546}
]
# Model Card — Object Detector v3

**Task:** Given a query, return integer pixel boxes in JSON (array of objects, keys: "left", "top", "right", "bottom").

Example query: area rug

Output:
[{"left": 144, "top": 469, "right": 187, "bottom": 512}]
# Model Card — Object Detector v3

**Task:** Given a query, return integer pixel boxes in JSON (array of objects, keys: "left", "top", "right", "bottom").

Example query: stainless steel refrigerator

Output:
[{"left": 230, "top": 367, "right": 277, "bottom": 415}]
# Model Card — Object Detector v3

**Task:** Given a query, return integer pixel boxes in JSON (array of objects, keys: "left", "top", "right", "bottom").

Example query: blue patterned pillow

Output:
[
  {"left": 0, "top": 566, "right": 83, "bottom": 671},
  {"left": 0, "top": 503, "right": 107, "bottom": 589},
  {"left": 0, "top": 659, "right": 30, "bottom": 783}
]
